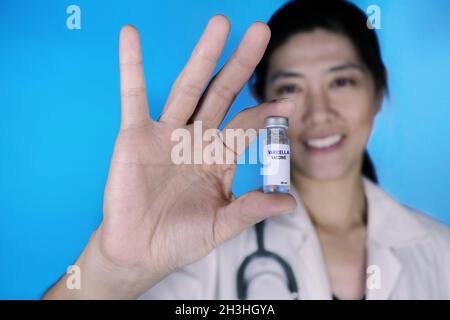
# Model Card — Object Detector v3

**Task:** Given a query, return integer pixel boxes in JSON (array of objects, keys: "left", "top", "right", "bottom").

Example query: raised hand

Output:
[{"left": 43, "top": 15, "right": 296, "bottom": 299}]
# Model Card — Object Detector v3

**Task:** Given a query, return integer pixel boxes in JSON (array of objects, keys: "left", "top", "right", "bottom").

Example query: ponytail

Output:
[{"left": 362, "top": 150, "right": 378, "bottom": 183}]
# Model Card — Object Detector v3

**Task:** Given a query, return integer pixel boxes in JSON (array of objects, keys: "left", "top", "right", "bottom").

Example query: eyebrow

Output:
[
  {"left": 328, "top": 63, "right": 364, "bottom": 73},
  {"left": 268, "top": 63, "right": 364, "bottom": 83}
]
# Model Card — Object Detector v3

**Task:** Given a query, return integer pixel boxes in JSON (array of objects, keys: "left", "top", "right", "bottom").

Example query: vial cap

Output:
[{"left": 264, "top": 116, "right": 289, "bottom": 129}]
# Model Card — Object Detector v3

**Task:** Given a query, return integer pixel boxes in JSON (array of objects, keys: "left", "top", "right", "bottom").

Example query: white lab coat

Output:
[{"left": 140, "top": 178, "right": 450, "bottom": 300}]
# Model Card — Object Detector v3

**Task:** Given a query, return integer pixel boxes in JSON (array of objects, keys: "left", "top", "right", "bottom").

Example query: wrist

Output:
[{"left": 43, "top": 229, "right": 163, "bottom": 299}]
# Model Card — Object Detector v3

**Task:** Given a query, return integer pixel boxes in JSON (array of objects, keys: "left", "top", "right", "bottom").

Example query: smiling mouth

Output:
[{"left": 302, "top": 133, "right": 345, "bottom": 153}]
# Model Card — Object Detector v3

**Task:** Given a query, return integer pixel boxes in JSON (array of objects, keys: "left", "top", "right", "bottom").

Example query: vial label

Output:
[{"left": 263, "top": 144, "right": 290, "bottom": 188}]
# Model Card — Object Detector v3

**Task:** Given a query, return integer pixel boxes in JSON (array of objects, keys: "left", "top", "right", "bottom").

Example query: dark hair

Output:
[{"left": 251, "top": 0, "right": 386, "bottom": 183}]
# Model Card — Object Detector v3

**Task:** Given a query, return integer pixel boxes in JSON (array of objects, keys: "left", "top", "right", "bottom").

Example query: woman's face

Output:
[{"left": 265, "top": 29, "right": 382, "bottom": 181}]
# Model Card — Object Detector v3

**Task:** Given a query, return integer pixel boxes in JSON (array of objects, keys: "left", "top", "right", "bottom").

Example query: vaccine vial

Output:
[{"left": 263, "top": 116, "right": 290, "bottom": 193}]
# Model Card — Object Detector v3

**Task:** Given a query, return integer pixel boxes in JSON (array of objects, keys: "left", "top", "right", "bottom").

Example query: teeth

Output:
[{"left": 305, "top": 134, "right": 343, "bottom": 149}]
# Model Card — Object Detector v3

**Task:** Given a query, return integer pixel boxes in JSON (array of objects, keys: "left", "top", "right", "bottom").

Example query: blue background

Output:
[{"left": 0, "top": 0, "right": 449, "bottom": 299}]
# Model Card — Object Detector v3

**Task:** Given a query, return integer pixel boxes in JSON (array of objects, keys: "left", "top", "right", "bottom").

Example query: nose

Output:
[{"left": 301, "top": 88, "right": 335, "bottom": 126}]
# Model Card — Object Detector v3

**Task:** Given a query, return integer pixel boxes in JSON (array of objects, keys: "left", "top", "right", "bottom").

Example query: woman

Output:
[
  {"left": 141, "top": 0, "right": 450, "bottom": 300},
  {"left": 43, "top": 0, "right": 450, "bottom": 300}
]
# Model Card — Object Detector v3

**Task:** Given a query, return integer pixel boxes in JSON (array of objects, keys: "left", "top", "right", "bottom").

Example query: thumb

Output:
[{"left": 213, "top": 190, "right": 297, "bottom": 246}]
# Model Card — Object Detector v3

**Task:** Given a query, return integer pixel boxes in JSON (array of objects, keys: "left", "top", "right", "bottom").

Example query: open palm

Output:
[{"left": 96, "top": 16, "right": 296, "bottom": 295}]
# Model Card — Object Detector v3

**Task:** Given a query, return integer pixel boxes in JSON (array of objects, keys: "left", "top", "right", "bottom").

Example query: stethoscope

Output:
[{"left": 236, "top": 219, "right": 299, "bottom": 300}]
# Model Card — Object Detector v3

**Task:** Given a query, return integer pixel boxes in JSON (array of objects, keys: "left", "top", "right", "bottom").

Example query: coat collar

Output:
[
  {"left": 268, "top": 177, "right": 428, "bottom": 299},
  {"left": 363, "top": 177, "right": 428, "bottom": 247}
]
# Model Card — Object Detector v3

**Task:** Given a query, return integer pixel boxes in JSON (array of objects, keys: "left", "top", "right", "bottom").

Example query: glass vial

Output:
[{"left": 263, "top": 116, "right": 290, "bottom": 193}]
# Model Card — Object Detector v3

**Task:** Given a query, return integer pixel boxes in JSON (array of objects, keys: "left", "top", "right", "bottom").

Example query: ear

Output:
[
  {"left": 374, "top": 68, "right": 389, "bottom": 114},
  {"left": 374, "top": 91, "right": 383, "bottom": 114}
]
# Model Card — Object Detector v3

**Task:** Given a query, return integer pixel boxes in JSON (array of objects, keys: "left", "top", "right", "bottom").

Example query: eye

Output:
[
  {"left": 331, "top": 77, "right": 356, "bottom": 88},
  {"left": 275, "top": 84, "right": 301, "bottom": 96}
]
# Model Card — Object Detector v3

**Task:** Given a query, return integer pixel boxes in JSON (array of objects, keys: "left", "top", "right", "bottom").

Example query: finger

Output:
[
  {"left": 159, "top": 15, "right": 230, "bottom": 125},
  {"left": 191, "top": 22, "right": 271, "bottom": 128},
  {"left": 220, "top": 99, "right": 295, "bottom": 162},
  {"left": 119, "top": 25, "right": 151, "bottom": 129},
  {"left": 213, "top": 190, "right": 297, "bottom": 246}
]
